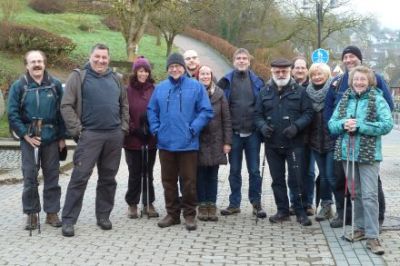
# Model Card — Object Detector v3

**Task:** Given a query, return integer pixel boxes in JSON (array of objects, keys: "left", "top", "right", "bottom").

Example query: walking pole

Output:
[
  {"left": 350, "top": 135, "right": 356, "bottom": 242},
  {"left": 256, "top": 148, "right": 266, "bottom": 225},
  {"left": 145, "top": 144, "right": 150, "bottom": 219},
  {"left": 140, "top": 145, "right": 145, "bottom": 218},
  {"left": 341, "top": 135, "right": 351, "bottom": 240}
]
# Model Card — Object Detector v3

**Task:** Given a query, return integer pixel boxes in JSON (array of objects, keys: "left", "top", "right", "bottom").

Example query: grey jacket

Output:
[{"left": 61, "top": 69, "right": 129, "bottom": 137}]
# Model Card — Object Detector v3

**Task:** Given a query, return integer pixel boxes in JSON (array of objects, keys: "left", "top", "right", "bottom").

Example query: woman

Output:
[
  {"left": 124, "top": 56, "right": 159, "bottom": 219},
  {"left": 196, "top": 65, "right": 232, "bottom": 221},
  {"left": 329, "top": 66, "right": 393, "bottom": 255},
  {"left": 305, "top": 63, "right": 336, "bottom": 222}
]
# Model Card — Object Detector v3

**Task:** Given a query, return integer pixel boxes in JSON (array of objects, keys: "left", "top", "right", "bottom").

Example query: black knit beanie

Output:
[
  {"left": 166, "top": 53, "right": 186, "bottom": 70},
  {"left": 342, "top": 46, "right": 362, "bottom": 62}
]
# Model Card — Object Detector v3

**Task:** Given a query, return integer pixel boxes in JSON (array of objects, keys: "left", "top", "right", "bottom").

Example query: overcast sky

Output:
[{"left": 351, "top": 0, "right": 400, "bottom": 30}]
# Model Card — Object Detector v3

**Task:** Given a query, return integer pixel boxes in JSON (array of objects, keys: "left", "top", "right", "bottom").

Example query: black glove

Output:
[
  {"left": 73, "top": 136, "right": 79, "bottom": 143},
  {"left": 261, "top": 124, "right": 274, "bottom": 139},
  {"left": 282, "top": 125, "right": 298, "bottom": 139},
  {"left": 139, "top": 113, "right": 149, "bottom": 135},
  {"left": 131, "top": 128, "right": 149, "bottom": 142}
]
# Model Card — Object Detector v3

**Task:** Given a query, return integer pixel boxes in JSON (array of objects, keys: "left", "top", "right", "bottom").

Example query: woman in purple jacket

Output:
[{"left": 124, "top": 56, "right": 159, "bottom": 219}]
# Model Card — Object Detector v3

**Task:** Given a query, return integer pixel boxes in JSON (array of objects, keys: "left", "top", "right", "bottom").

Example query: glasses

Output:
[{"left": 185, "top": 56, "right": 198, "bottom": 60}]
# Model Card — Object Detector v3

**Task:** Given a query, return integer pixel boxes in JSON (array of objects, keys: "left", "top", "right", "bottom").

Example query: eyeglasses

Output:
[{"left": 185, "top": 56, "right": 198, "bottom": 60}]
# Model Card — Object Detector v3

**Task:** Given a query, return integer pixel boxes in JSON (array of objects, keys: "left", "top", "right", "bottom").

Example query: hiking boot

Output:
[
  {"left": 185, "top": 216, "right": 197, "bottom": 231},
  {"left": 197, "top": 203, "right": 208, "bottom": 221},
  {"left": 289, "top": 206, "right": 295, "bottom": 216},
  {"left": 330, "top": 213, "right": 351, "bottom": 228},
  {"left": 269, "top": 212, "right": 290, "bottom": 223},
  {"left": 315, "top": 205, "right": 333, "bottom": 221},
  {"left": 346, "top": 229, "right": 365, "bottom": 242},
  {"left": 305, "top": 206, "right": 314, "bottom": 216},
  {"left": 97, "top": 218, "right": 112, "bottom": 230},
  {"left": 62, "top": 224, "right": 74, "bottom": 237},
  {"left": 366, "top": 238, "right": 385, "bottom": 255},
  {"left": 220, "top": 207, "right": 241, "bottom": 216},
  {"left": 143, "top": 203, "right": 159, "bottom": 218},
  {"left": 128, "top": 204, "right": 138, "bottom": 219},
  {"left": 157, "top": 215, "right": 180, "bottom": 228},
  {"left": 25, "top": 214, "right": 38, "bottom": 230},
  {"left": 207, "top": 203, "right": 218, "bottom": 222},
  {"left": 46, "top": 213, "right": 62, "bottom": 227},
  {"left": 296, "top": 213, "right": 312, "bottom": 226},
  {"left": 252, "top": 203, "right": 267, "bottom": 219}
]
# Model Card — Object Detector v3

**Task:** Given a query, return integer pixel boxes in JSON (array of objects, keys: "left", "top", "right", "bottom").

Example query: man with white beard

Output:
[{"left": 255, "top": 58, "right": 314, "bottom": 226}]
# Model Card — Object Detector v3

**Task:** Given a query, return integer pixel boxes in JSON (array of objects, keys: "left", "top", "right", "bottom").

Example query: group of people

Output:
[{"left": 7, "top": 43, "right": 393, "bottom": 255}]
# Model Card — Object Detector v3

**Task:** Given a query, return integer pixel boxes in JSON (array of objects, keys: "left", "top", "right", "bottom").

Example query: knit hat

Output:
[
  {"left": 342, "top": 46, "right": 362, "bottom": 62},
  {"left": 132, "top": 56, "right": 151, "bottom": 72},
  {"left": 166, "top": 53, "right": 186, "bottom": 70}
]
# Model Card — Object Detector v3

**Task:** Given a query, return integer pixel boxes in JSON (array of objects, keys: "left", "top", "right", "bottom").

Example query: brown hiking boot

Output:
[
  {"left": 143, "top": 203, "right": 159, "bottom": 218},
  {"left": 208, "top": 203, "right": 218, "bottom": 222},
  {"left": 128, "top": 204, "right": 138, "bottom": 219},
  {"left": 197, "top": 203, "right": 208, "bottom": 221},
  {"left": 46, "top": 213, "right": 62, "bottom": 227},
  {"left": 157, "top": 215, "right": 181, "bottom": 228},
  {"left": 185, "top": 216, "right": 197, "bottom": 231},
  {"left": 305, "top": 206, "right": 315, "bottom": 216},
  {"left": 25, "top": 214, "right": 38, "bottom": 230},
  {"left": 366, "top": 238, "right": 385, "bottom": 255},
  {"left": 220, "top": 206, "right": 241, "bottom": 216}
]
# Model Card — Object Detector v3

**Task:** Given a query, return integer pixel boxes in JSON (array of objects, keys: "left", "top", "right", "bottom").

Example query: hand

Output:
[
  {"left": 282, "top": 125, "right": 298, "bottom": 139},
  {"left": 261, "top": 124, "right": 274, "bottom": 139},
  {"left": 23, "top": 135, "right": 41, "bottom": 148},
  {"left": 58, "top": 139, "right": 66, "bottom": 152},
  {"left": 132, "top": 128, "right": 149, "bottom": 142},
  {"left": 223, "top": 144, "right": 231, "bottom": 154},
  {"left": 344, "top": 118, "right": 357, "bottom": 133}
]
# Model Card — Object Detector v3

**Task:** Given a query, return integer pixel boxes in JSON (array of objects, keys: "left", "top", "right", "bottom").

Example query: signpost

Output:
[{"left": 311, "top": 48, "right": 329, "bottom": 63}]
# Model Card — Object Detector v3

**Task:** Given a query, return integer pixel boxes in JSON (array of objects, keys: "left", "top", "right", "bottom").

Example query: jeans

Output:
[
  {"left": 266, "top": 146, "right": 305, "bottom": 215},
  {"left": 343, "top": 161, "right": 380, "bottom": 239},
  {"left": 313, "top": 150, "right": 335, "bottom": 207},
  {"left": 197, "top": 166, "right": 219, "bottom": 204},
  {"left": 228, "top": 132, "right": 262, "bottom": 208}
]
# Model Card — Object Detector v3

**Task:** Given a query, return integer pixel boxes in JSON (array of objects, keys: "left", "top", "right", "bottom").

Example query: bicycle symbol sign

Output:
[{"left": 311, "top": 48, "right": 329, "bottom": 63}]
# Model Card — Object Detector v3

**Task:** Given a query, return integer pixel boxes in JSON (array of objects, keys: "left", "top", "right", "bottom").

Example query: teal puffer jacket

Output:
[{"left": 328, "top": 87, "right": 393, "bottom": 162}]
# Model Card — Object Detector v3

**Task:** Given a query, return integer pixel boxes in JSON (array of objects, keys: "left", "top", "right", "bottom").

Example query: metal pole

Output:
[{"left": 316, "top": 1, "right": 322, "bottom": 48}]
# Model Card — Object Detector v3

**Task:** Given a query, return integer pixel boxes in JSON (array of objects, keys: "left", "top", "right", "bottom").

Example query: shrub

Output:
[
  {"left": 101, "top": 15, "right": 121, "bottom": 31},
  {"left": 28, "top": 0, "right": 66, "bottom": 14},
  {"left": 0, "top": 22, "right": 76, "bottom": 67},
  {"left": 78, "top": 23, "right": 94, "bottom": 32}
]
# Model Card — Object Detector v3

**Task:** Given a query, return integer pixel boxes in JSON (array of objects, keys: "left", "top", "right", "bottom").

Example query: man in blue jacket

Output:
[
  {"left": 8, "top": 50, "right": 66, "bottom": 230},
  {"left": 148, "top": 53, "right": 213, "bottom": 231},
  {"left": 217, "top": 48, "right": 267, "bottom": 218},
  {"left": 324, "top": 45, "right": 394, "bottom": 228}
]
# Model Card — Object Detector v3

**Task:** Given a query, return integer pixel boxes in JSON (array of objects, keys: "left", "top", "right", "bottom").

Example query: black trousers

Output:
[
  {"left": 124, "top": 148, "right": 157, "bottom": 206},
  {"left": 334, "top": 161, "right": 385, "bottom": 221}
]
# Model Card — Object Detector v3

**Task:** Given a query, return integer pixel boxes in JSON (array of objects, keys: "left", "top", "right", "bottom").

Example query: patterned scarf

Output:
[
  {"left": 334, "top": 88, "right": 377, "bottom": 164},
  {"left": 306, "top": 78, "right": 332, "bottom": 112}
]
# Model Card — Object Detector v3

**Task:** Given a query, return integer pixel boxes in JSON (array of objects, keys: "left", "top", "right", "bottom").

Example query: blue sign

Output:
[{"left": 311, "top": 48, "right": 329, "bottom": 63}]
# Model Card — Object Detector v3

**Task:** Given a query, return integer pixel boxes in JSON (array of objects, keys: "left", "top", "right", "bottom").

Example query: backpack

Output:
[{"left": 73, "top": 68, "right": 123, "bottom": 91}]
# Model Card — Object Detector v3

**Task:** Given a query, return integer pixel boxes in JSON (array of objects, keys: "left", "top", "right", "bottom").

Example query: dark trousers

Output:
[
  {"left": 21, "top": 140, "right": 61, "bottom": 214},
  {"left": 266, "top": 146, "right": 306, "bottom": 215},
  {"left": 159, "top": 150, "right": 198, "bottom": 219},
  {"left": 62, "top": 129, "right": 124, "bottom": 225},
  {"left": 124, "top": 148, "right": 157, "bottom": 206},
  {"left": 197, "top": 165, "right": 219, "bottom": 204},
  {"left": 334, "top": 161, "right": 385, "bottom": 221}
]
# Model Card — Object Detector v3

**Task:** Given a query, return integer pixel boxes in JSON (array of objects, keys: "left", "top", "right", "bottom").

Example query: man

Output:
[
  {"left": 60, "top": 43, "right": 129, "bottom": 237},
  {"left": 324, "top": 45, "right": 394, "bottom": 228},
  {"left": 183, "top": 49, "right": 201, "bottom": 78},
  {"left": 217, "top": 48, "right": 267, "bottom": 218},
  {"left": 289, "top": 56, "right": 316, "bottom": 217},
  {"left": 147, "top": 52, "right": 213, "bottom": 231},
  {"left": 8, "top": 50, "right": 66, "bottom": 230},
  {"left": 255, "top": 58, "right": 314, "bottom": 226}
]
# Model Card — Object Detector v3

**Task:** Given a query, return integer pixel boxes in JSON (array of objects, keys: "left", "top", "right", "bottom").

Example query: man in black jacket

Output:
[{"left": 255, "top": 58, "right": 314, "bottom": 226}]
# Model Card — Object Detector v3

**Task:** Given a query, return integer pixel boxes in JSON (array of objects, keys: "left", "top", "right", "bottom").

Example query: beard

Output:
[{"left": 272, "top": 76, "right": 291, "bottom": 87}]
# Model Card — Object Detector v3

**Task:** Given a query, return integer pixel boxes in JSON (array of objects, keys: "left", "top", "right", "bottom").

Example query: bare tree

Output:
[{"left": 0, "top": 0, "right": 22, "bottom": 22}]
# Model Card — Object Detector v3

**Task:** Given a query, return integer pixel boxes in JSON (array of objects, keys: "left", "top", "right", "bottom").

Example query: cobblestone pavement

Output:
[{"left": 0, "top": 129, "right": 399, "bottom": 265}]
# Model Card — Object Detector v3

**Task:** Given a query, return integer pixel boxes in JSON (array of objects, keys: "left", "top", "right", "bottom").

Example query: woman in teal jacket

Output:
[{"left": 328, "top": 66, "right": 393, "bottom": 255}]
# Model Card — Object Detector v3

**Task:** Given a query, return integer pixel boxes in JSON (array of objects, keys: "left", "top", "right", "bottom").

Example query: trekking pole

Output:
[
  {"left": 341, "top": 135, "right": 352, "bottom": 240},
  {"left": 350, "top": 134, "right": 356, "bottom": 242},
  {"left": 140, "top": 145, "right": 145, "bottom": 218},
  {"left": 145, "top": 144, "right": 150, "bottom": 219},
  {"left": 36, "top": 119, "right": 42, "bottom": 235}
]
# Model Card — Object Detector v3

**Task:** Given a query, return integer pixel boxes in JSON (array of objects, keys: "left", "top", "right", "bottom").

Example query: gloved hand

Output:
[
  {"left": 139, "top": 113, "right": 149, "bottom": 135},
  {"left": 131, "top": 128, "right": 147, "bottom": 141},
  {"left": 282, "top": 125, "right": 298, "bottom": 139},
  {"left": 261, "top": 124, "right": 274, "bottom": 139}
]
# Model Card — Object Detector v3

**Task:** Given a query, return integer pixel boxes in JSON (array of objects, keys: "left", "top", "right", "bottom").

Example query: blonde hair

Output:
[
  {"left": 349, "top": 66, "right": 377, "bottom": 88},
  {"left": 308, "top": 63, "right": 331, "bottom": 80}
]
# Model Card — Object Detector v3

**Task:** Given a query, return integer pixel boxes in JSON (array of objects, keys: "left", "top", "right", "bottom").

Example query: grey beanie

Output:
[{"left": 166, "top": 53, "right": 186, "bottom": 70}]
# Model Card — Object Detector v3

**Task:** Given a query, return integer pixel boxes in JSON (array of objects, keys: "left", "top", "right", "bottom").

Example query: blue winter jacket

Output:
[
  {"left": 147, "top": 74, "right": 213, "bottom": 151},
  {"left": 324, "top": 71, "right": 394, "bottom": 124},
  {"left": 328, "top": 88, "right": 393, "bottom": 162}
]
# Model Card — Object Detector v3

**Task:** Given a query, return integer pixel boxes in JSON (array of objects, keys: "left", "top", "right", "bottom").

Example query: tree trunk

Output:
[
  {"left": 125, "top": 12, "right": 150, "bottom": 61},
  {"left": 156, "top": 34, "right": 161, "bottom": 46}
]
